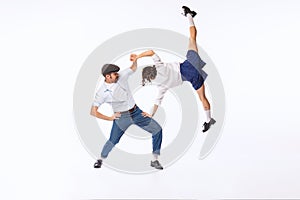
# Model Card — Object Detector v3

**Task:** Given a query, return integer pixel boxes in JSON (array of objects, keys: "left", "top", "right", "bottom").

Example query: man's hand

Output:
[
  {"left": 130, "top": 54, "right": 137, "bottom": 61},
  {"left": 109, "top": 112, "right": 121, "bottom": 120},
  {"left": 142, "top": 111, "right": 153, "bottom": 118}
]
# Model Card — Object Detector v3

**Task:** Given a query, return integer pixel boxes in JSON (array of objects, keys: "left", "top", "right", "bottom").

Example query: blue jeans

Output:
[{"left": 101, "top": 106, "right": 162, "bottom": 158}]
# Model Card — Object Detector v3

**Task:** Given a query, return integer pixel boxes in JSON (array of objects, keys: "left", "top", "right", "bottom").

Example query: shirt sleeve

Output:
[
  {"left": 154, "top": 86, "right": 168, "bottom": 105},
  {"left": 152, "top": 53, "right": 163, "bottom": 65},
  {"left": 119, "top": 68, "right": 135, "bottom": 80},
  {"left": 92, "top": 89, "right": 106, "bottom": 107}
]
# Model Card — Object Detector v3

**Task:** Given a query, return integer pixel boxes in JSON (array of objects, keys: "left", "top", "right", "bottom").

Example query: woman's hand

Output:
[{"left": 142, "top": 112, "right": 153, "bottom": 118}]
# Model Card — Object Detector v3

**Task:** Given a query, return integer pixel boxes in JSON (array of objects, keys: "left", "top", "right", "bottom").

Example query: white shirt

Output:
[
  {"left": 151, "top": 54, "right": 183, "bottom": 105},
  {"left": 93, "top": 68, "right": 136, "bottom": 112}
]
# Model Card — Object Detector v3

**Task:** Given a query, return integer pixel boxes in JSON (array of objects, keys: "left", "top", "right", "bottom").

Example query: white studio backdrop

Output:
[{"left": 0, "top": 0, "right": 300, "bottom": 199}]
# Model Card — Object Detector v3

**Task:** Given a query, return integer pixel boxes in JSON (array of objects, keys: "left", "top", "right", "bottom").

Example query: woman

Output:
[{"left": 131, "top": 6, "right": 216, "bottom": 132}]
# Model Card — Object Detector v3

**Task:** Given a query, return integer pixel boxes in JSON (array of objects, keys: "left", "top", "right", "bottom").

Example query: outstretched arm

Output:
[
  {"left": 129, "top": 49, "right": 155, "bottom": 71},
  {"left": 142, "top": 86, "right": 167, "bottom": 118},
  {"left": 131, "top": 50, "right": 162, "bottom": 66},
  {"left": 136, "top": 50, "right": 155, "bottom": 59},
  {"left": 151, "top": 104, "right": 159, "bottom": 116}
]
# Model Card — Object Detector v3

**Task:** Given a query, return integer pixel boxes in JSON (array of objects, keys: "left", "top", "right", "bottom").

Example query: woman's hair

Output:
[{"left": 142, "top": 65, "right": 157, "bottom": 86}]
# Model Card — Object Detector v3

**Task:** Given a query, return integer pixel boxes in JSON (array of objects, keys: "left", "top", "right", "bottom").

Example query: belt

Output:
[{"left": 120, "top": 104, "right": 137, "bottom": 113}]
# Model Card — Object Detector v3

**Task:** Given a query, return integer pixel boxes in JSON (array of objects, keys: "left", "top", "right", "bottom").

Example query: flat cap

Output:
[{"left": 101, "top": 64, "right": 120, "bottom": 76}]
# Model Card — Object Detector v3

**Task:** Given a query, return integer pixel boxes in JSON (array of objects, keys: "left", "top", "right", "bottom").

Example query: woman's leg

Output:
[
  {"left": 196, "top": 83, "right": 210, "bottom": 112},
  {"left": 188, "top": 18, "right": 198, "bottom": 52},
  {"left": 196, "top": 84, "right": 216, "bottom": 132}
]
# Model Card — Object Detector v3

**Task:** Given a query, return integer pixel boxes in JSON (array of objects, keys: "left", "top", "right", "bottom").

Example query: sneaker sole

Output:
[
  {"left": 150, "top": 164, "right": 163, "bottom": 170},
  {"left": 210, "top": 118, "right": 216, "bottom": 125}
]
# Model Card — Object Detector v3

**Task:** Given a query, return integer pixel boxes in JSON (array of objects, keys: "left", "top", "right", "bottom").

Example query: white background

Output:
[{"left": 1, "top": 0, "right": 300, "bottom": 199}]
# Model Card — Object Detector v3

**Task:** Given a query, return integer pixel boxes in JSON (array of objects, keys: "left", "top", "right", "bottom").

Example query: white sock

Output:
[
  {"left": 152, "top": 154, "right": 158, "bottom": 161},
  {"left": 205, "top": 110, "right": 211, "bottom": 123},
  {"left": 187, "top": 13, "right": 195, "bottom": 27}
]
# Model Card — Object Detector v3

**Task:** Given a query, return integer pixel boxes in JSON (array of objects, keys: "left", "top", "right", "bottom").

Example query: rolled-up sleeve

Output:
[
  {"left": 155, "top": 86, "right": 168, "bottom": 106},
  {"left": 119, "top": 68, "right": 134, "bottom": 80},
  {"left": 152, "top": 54, "right": 163, "bottom": 65},
  {"left": 93, "top": 89, "right": 105, "bottom": 107}
]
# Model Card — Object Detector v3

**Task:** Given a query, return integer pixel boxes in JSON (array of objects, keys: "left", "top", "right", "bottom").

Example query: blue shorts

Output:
[{"left": 180, "top": 50, "right": 208, "bottom": 90}]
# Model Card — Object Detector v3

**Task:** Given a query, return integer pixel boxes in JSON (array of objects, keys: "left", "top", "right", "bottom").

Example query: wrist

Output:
[{"left": 108, "top": 116, "right": 114, "bottom": 121}]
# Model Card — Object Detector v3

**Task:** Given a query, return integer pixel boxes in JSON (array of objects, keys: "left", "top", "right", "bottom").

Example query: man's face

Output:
[{"left": 105, "top": 72, "right": 119, "bottom": 83}]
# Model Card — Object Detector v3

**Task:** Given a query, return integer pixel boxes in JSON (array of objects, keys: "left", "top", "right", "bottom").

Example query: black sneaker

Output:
[
  {"left": 94, "top": 159, "right": 102, "bottom": 168},
  {"left": 182, "top": 6, "right": 197, "bottom": 18},
  {"left": 202, "top": 118, "right": 216, "bottom": 132},
  {"left": 150, "top": 160, "right": 163, "bottom": 170}
]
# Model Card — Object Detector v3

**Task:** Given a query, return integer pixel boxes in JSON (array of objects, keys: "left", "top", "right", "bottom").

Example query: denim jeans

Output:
[{"left": 101, "top": 106, "right": 162, "bottom": 158}]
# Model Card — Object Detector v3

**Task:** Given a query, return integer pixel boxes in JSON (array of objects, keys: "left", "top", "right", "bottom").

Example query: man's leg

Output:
[
  {"left": 132, "top": 107, "right": 163, "bottom": 170},
  {"left": 100, "top": 123, "right": 124, "bottom": 158},
  {"left": 94, "top": 116, "right": 131, "bottom": 168}
]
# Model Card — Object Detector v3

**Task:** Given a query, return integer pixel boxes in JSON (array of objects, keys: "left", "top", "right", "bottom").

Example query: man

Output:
[
  {"left": 90, "top": 57, "right": 163, "bottom": 170},
  {"left": 132, "top": 6, "right": 216, "bottom": 132}
]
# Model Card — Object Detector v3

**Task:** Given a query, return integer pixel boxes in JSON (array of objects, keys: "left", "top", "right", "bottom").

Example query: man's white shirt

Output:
[{"left": 93, "top": 68, "right": 136, "bottom": 112}]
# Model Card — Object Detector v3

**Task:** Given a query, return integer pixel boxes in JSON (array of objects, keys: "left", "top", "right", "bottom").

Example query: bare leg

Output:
[
  {"left": 188, "top": 26, "right": 198, "bottom": 52},
  {"left": 196, "top": 84, "right": 210, "bottom": 111},
  {"left": 183, "top": 7, "right": 216, "bottom": 131},
  {"left": 189, "top": 24, "right": 210, "bottom": 116},
  {"left": 197, "top": 84, "right": 216, "bottom": 132}
]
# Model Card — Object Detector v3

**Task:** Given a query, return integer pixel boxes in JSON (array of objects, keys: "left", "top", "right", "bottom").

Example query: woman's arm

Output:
[
  {"left": 151, "top": 104, "right": 159, "bottom": 117},
  {"left": 136, "top": 50, "right": 155, "bottom": 59}
]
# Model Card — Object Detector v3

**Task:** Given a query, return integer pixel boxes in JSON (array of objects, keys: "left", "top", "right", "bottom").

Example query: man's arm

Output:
[
  {"left": 130, "top": 60, "right": 138, "bottom": 71},
  {"left": 129, "top": 49, "right": 153, "bottom": 71},
  {"left": 130, "top": 50, "right": 162, "bottom": 69},
  {"left": 90, "top": 106, "right": 120, "bottom": 121}
]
